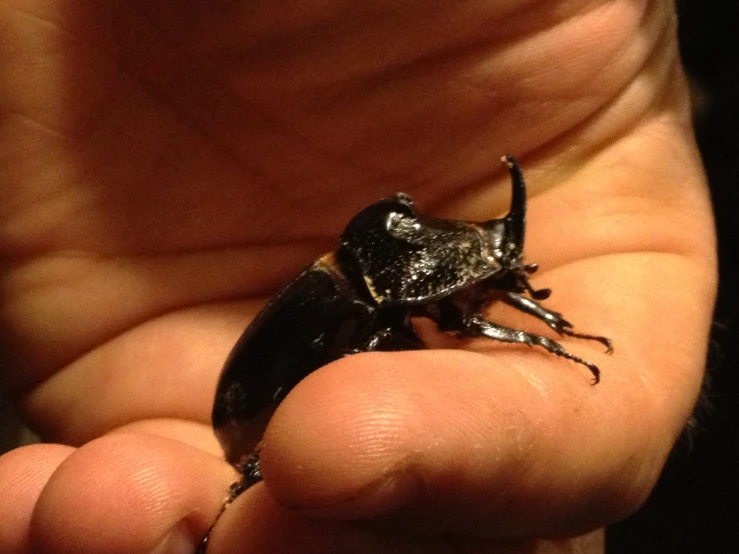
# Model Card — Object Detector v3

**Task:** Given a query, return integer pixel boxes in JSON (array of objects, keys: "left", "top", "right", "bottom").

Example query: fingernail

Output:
[{"left": 151, "top": 522, "right": 197, "bottom": 554}]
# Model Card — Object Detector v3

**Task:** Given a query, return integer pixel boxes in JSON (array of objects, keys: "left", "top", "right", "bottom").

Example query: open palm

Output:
[{"left": 0, "top": 1, "right": 716, "bottom": 553}]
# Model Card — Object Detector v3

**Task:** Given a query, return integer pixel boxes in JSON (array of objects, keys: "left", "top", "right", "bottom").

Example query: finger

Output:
[
  {"left": 20, "top": 303, "right": 255, "bottom": 445},
  {"left": 208, "top": 485, "right": 604, "bottom": 554},
  {"left": 28, "top": 432, "right": 237, "bottom": 554},
  {"left": 261, "top": 351, "right": 642, "bottom": 538},
  {"left": 261, "top": 350, "right": 626, "bottom": 537},
  {"left": 0, "top": 444, "right": 74, "bottom": 553},
  {"left": 206, "top": 485, "right": 455, "bottom": 554},
  {"left": 108, "top": 417, "right": 225, "bottom": 458},
  {"left": 207, "top": 486, "right": 605, "bottom": 554}
]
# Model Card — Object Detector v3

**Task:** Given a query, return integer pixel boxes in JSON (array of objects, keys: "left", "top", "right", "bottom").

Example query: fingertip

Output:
[
  {"left": 0, "top": 444, "right": 74, "bottom": 553},
  {"left": 28, "top": 433, "right": 236, "bottom": 554},
  {"left": 261, "top": 353, "right": 421, "bottom": 513}
]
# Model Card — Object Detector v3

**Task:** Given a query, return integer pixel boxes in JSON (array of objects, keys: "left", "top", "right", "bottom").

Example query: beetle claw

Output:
[
  {"left": 532, "top": 287, "right": 551, "bottom": 300},
  {"left": 561, "top": 330, "right": 613, "bottom": 354},
  {"left": 565, "top": 355, "right": 601, "bottom": 385}
]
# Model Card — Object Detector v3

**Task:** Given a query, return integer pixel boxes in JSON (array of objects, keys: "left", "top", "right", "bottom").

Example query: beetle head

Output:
[
  {"left": 482, "top": 156, "right": 550, "bottom": 300},
  {"left": 478, "top": 156, "right": 526, "bottom": 266}
]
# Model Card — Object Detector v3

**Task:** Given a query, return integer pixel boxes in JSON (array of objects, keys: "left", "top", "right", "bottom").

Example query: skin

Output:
[{"left": 0, "top": 0, "right": 716, "bottom": 553}]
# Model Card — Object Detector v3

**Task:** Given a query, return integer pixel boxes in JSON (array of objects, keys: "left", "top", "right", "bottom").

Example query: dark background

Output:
[{"left": 608, "top": 1, "right": 739, "bottom": 552}]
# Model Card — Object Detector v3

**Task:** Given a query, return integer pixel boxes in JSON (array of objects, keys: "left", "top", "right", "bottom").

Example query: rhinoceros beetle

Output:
[{"left": 198, "top": 156, "right": 611, "bottom": 551}]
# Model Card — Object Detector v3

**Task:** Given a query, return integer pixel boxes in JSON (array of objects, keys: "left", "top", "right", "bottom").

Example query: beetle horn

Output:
[{"left": 502, "top": 155, "right": 526, "bottom": 254}]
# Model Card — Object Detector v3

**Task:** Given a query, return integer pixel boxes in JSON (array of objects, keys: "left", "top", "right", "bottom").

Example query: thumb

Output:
[{"left": 257, "top": 349, "right": 672, "bottom": 538}]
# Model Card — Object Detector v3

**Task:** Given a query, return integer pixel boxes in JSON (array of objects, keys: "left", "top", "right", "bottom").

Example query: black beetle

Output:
[{"left": 198, "top": 156, "right": 611, "bottom": 550}]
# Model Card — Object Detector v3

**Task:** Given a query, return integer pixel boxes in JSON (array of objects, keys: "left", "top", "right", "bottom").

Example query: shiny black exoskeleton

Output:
[{"left": 198, "top": 156, "right": 612, "bottom": 551}]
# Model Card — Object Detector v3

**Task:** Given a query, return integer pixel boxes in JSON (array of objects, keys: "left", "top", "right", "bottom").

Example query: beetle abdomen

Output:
[{"left": 212, "top": 257, "right": 374, "bottom": 465}]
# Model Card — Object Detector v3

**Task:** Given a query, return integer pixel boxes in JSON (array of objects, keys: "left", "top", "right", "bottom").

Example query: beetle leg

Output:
[
  {"left": 196, "top": 473, "right": 254, "bottom": 554},
  {"left": 342, "top": 308, "right": 424, "bottom": 355},
  {"left": 195, "top": 478, "right": 249, "bottom": 554},
  {"left": 196, "top": 445, "right": 267, "bottom": 553},
  {"left": 342, "top": 324, "right": 425, "bottom": 356},
  {"left": 371, "top": 324, "right": 425, "bottom": 351},
  {"left": 460, "top": 314, "right": 601, "bottom": 384},
  {"left": 502, "top": 292, "right": 613, "bottom": 353},
  {"left": 430, "top": 302, "right": 600, "bottom": 383}
]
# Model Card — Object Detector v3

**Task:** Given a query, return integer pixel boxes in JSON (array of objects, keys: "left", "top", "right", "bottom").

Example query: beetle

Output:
[{"left": 198, "top": 156, "right": 611, "bottom": 551}]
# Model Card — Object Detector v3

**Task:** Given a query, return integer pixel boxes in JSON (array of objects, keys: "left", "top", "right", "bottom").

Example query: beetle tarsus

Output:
[
  {"left": 196, "top": 447, "right": 262, "bottom": 554},
  {"left": 502, "top": 292, "right": 611, "bottom": 353},
  {"left": 560, "top": 330, "right": 613, "bottom": 354},
  {"left": 513, "top": 267, "right": 550, "bottom": 300},
  {"left": 195, "top": 479, "right": 247, "bottom": 554},
  {"left": 238, "top": 446, "right": 263, "bottom": 488},
  {"left": 530, "top": 286, "right": 552, "bottom": 300}
]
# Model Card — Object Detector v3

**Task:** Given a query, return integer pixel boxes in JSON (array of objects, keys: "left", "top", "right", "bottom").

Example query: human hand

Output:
[{"left": 0, "top": 1, "right": 716, "bottom": 553}]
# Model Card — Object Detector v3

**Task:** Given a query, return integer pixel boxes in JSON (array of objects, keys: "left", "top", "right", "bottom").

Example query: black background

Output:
[{"left": 607, "top": 1, "right": 739, "bottom": 552}]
